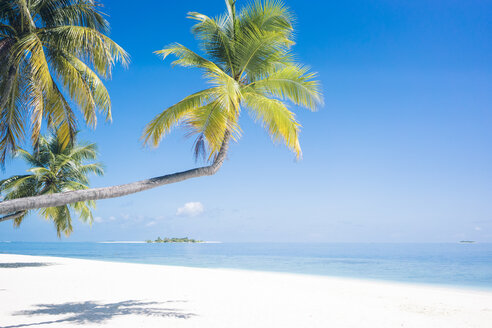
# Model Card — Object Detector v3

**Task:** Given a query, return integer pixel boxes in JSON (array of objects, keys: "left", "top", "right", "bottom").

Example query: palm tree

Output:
[
  {"left": 144, "top": 0, "right": 322, "bottom": 160},
  {"left": 0, "top": 0, "right": 128, "bottom": 165},
  {"left": 0, "top": 133, "right": 103, "bottom": 236},
  {"left": 0, "top": 0, "right": 322, "bottom": 220}
]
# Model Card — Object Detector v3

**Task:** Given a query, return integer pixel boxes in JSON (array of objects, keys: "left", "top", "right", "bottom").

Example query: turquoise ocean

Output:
[{"left": 1, "top": 242, "right": 491, "bottom": 289}]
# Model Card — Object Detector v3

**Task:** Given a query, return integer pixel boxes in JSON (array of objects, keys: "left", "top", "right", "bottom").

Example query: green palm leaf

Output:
[
  {"left": 249, "top": 64, "right": 322, "bottom": 110},
  {"left": 243, "top": 90, "right": 301, "bottom": 157},
  {"left": 143, "top": 88, "right": 219, "bottom": 146}
]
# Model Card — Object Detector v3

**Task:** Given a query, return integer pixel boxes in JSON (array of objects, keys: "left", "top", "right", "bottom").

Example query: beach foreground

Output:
[{"left": 1, "top": 254, "right": 491, "bottom": 328}]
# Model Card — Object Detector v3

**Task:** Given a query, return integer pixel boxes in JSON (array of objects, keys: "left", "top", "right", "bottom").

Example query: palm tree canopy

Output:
[
  {"left": 144, "top": 0, "right": 323, "bottom": 160},
  {"left": 0, "top": 0, "right": 128, "bottom": 165},
  {"left": 0, "top": 133, "right": 104, "bottom": 236}
]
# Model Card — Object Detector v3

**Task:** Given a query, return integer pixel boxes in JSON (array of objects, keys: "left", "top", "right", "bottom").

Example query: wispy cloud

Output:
[{"left": 176, "top": 202, "right": 204, "bottom": 217}]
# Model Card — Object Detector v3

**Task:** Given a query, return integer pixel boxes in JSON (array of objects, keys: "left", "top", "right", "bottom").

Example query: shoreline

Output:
[
  {"left": 2, "top": 252, "right": 488, "bottom": 290},
  {"left": 1, "top": 250, "right": 491, "bottom": 292},
  {"left": 1, "top": 249, "right": 491, "bottom": 292},
  {"left": 1, "top": 254, "right": 492, "bottom": 327}
]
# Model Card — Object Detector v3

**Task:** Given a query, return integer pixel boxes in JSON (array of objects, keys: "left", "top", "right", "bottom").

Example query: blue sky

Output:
[{"left": 1, "top": 0, "right": 491, "bottom": 242}]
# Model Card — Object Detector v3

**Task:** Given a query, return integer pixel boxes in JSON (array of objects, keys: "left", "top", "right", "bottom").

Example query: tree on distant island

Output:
[
  {"left": 146, "top": 237, "right": 202, "bottom": 243},
  {"left": 0, "top": 133, "right": 103, "bottom": 236},
  {"left": 0, "top": 0, "right": 322, "bottom": 225}
]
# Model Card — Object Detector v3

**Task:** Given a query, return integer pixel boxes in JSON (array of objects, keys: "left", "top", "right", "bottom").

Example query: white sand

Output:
[{"left": 1, "top": 254, "right": 491, "bottom": 328}]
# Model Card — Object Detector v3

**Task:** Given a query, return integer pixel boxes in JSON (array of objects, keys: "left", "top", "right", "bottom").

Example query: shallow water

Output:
[{"left": 1, "top": 242, "right": 491, "bottom": 289}]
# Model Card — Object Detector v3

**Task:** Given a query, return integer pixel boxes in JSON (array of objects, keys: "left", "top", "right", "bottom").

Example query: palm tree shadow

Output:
[
  {"left": 0, "top": 262, "right": 53, "bottom": 269},
  {"left": 3, "top": 300, "right": 194, "bottom": 327}
]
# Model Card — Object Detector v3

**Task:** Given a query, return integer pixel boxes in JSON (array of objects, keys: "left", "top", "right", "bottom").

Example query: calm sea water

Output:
[{"left": 1, "top": 242, "right": 491, "bottom": 289}]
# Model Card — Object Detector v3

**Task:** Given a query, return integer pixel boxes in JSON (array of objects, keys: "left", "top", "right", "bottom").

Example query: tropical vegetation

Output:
[
  {"left": 146, "top": 237, "right": 203, "bottom": 243},
  {"left": 0, "top": 133, "right": 103, "bottom": 236},
  {"left": 0, "top": 0, "right": 128, "bottom": 165},
  {"left": 0, "top": 0, "right": 322, "bottom": 223},
  {"left": 144, "top": 0, "right": 322, "bottom": 160}
]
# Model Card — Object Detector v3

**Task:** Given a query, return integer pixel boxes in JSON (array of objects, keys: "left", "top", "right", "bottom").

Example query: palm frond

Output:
[
  {"left": 78, "top": 162, "right": 104, "bottom": 176},
  {"left": 184, "top": 100, "right": 230, "bottom": 158},
  {"left": 15, "top": 148, "right": 44, "bottom": 167},
  {"left": 143, "top": 88, "right": 218, "bottom": 146},
  {"left": 155, "top": 43, "right": 225, "bottom": 79},
  {"left": 40, "top": 205, "right": 73, "bottom": 237},
  {"left": 248, "top": 64, "right": 323, "bottom": 110},
  {"left": 43, "top": 80, "right": 77, "bottom": 149},
  {"left": 243, "top": 90, "right": 302, "bottom": 158},
  {"left": 49, "top": 49, "right": 112, "bottom": 125},
  {"left": 70, "top": 200, "right": 94, "bottom": 224},
  {"left": 0, "top": 174, "right": 36, "bottom": 195},
  {"left": 38, "top": 25, "right": 129, "bottom": 78},
  {"left": 239, "top": 0, "right": 294, "bottom": 36},
  {"left": 235, "top": 26, "right": 291, "bottom": 79},
  {"left": 12, "top": 210, "right": 29, "bottom": 227},
  {"left": 0, "top": 66, "right": 24, "bottom": 165},
  {"left": 36, "top": 0, "right": 110, "bottom": 33},
  {"left": 69, "top": 142, "right": 99, "bottom": 161},
  {"left": 188, "top": 12, "right": 235, "bottom": 75}
]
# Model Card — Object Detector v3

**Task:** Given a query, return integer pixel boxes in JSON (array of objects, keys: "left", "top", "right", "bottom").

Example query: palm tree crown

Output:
[
  {"left": 144, "top": 0, "right": 322, "bottom": 160},
  {"left": 0, "top": 0, "right": 128, "bottom": 165},
  {"left": 0, "top": 133, "right": 103, "bottom": 236}
]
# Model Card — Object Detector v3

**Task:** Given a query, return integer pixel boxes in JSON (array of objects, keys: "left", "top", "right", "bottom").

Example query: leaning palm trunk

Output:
[{"left": 0, "top": 131, "right": 231, "bottom": 216}]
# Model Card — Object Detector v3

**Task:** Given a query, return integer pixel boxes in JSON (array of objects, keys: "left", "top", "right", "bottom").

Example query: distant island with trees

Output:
[{"left": 145, "top": 237, "right": 203, "bottom": 243}]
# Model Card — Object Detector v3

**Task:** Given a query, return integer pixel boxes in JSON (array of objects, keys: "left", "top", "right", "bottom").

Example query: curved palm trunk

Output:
[{"left": 0, "top": 131, "right": 231, "bottom": 216}]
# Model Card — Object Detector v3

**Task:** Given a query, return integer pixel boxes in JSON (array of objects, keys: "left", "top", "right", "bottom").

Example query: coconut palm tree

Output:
[
  {"left": 0, "top": 0, "right": 128, "bottom": 165},
  {"left": 144, "top": 0, "right": 322, "bottom": 160},
  {"left": 0, "top": 0, "right": 322, "bottom": 221},
  {"left": 0, "top": 133, "right": 103, "bottom": 236}
]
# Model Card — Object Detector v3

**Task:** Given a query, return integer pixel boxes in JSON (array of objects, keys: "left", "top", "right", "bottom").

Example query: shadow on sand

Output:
[
  {"left": 3, "top": 300, "right": 195, "bottom": 327},
  {"left": 0, "top": 262, "right": 53, "bottom": 269}
]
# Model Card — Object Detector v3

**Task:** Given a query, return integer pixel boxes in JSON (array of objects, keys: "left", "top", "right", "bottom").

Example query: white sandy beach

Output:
[{"left": 1, "top": 254, "right": 491, "bottom": 328}]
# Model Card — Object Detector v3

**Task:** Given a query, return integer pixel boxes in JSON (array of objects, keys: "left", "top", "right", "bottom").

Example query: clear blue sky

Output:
[{"left": 1, "top": 0, "right": 491, "bottom": 242}]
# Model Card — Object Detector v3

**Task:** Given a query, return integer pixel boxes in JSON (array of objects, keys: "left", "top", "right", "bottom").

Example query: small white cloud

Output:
[
  {"left": 109, "top": 216, "right": 116, "bottom": 221},
  {"left": 176, "top": 202, "right": 204, "bottom": 217},
  {"left": 475, "top": 226, "right": 482, "bottom": 231},
  {"left": 94, "top": 216, "right": 103, "bottom": 223},
  {"left": 146, "top": 221, "right": 156, "bottom": 227}
]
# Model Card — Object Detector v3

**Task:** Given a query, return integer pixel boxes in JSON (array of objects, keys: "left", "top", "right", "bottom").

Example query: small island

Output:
[{"left": 145, "top": 237, "right": 203, "bottom": 243}]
